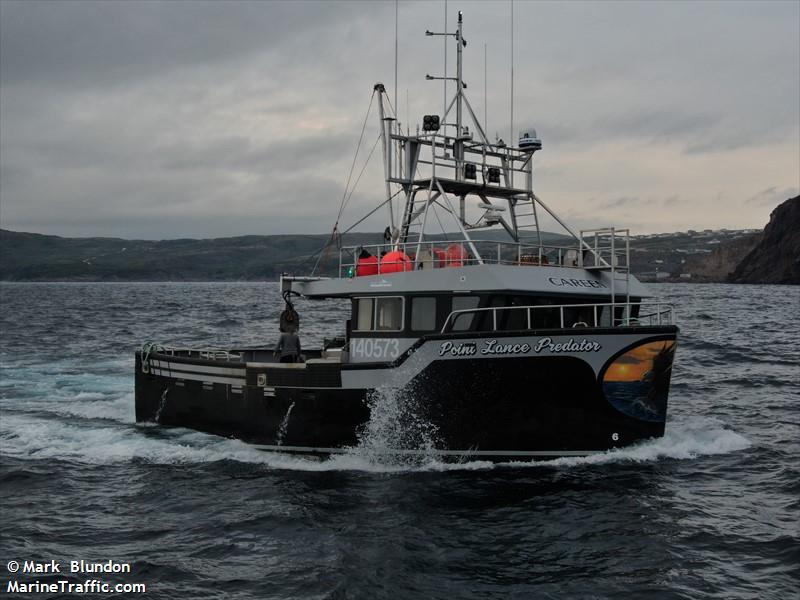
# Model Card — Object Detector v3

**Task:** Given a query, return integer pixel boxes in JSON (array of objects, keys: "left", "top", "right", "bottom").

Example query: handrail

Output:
[
  {"left": 440, "top": 301, "right": 674, "bottom": 333},
  {"left": 147, "top": 346, "right": 242, "bottom": 362},
  {"left": 339, "top": 238, "right": 594, "bottom": 276}
]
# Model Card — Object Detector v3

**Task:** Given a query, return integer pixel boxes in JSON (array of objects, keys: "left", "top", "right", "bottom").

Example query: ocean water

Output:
[{"left": 0, "top": 282, "right": 797, "bottom": 599}]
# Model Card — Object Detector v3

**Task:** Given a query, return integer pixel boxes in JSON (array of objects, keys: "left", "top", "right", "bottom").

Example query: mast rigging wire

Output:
[
  {"left": 312, "top": 133, "right": 381, "bottom": 275},
  {"left": 333, "top": 90, "right": 376, "bottom": 232},
  {"left": 312, "top": 90, "right": 376, "bottom": 274},
  {"left": 341, "top": 189, "right": 404, "bottom": 235},
  {"left": 303, "top": 190, "right": 404, "bottom": 274},
  {"left": 431, "top": 203, "right": 450, "bottom": 241},
  {"left": 340, "top": 134, "right": 382, "bottom": 218}
]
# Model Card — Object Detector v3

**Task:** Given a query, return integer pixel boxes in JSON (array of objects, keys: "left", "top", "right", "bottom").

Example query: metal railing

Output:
[
  {"left": 339, "top": 239, "right": 584, "bottom": 277},
  {"left": 579, "top": 227, "right": 631, "bottom": 270},
  {"left": 150, "top": 346, "right": 242, "bottom": 362},
  {"left": 387, "top": 130, "right": 534, "bottom": 187},
  {"left": 440, "top": 301, "right": 674, "bottom": 333}
]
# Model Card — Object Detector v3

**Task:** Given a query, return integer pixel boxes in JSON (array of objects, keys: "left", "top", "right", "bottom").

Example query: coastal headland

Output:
[{"left": 2, "top": 196, "right": 797, "bottom": 284}]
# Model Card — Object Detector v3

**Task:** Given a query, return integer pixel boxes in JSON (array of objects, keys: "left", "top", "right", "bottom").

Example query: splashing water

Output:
[
  {"left": 275, "top": 402, "right": 295, "bottom": 446},
  {"left": 153, "top": 387, "right": 170, "bottom": 423},
  {"left": 351, "top": 384, "right": 442, "bottom": 467}
]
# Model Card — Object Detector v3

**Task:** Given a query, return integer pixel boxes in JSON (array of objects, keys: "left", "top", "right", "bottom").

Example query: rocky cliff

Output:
[
  {"left": 728, "top": 196, "right": 800, "bottom": 284},
  {"left": 684, "top": 232, "right": 762, "bottom": 281}
]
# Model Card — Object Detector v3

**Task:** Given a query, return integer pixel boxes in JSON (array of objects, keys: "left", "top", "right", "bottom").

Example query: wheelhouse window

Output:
[
  {"left": 476, "top": 295, "right": 506, "bottom": 330},
  {"left": 356, "top": 298, "right": 374, "bottom": 330},
  {"left": 354, "top": 296, "right": 404, "bottom": 332},
  {"left": 411, "top": 297, "right": 437, "bottom": 332},
  {"left": 450, "top": 296, "right": 480, "bottom": 331},
  {"left": 376, "top": 297, "right": 403, "bottom": 330},
  {"left": 504, "top": 296, "right": 532, "bottom": 330}
]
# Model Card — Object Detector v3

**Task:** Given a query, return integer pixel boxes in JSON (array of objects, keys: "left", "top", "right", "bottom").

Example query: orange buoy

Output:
[
  {"left": 432, "top": 248, "right": 447, "bottom": 268},
  {"left": 356, "top": 254, "right": 379, "bottom": 276},
  {"left": 380, "top": 250, "right": 413, "bottom": 273},
  {"left": 445, "top": 244, "right": 468, "bottom": 267}
]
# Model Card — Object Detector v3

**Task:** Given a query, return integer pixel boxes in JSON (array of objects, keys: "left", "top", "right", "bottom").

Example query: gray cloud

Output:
[
  {"left": 0, "top": 1, "right": 372, "bottom": 89},
  {"left": 595, "top": 196, "right": 651, "bottom": 210},
  {"left": 1, "top": 0, "right": 798, "bottom": 239},
  {"left": 745, "top": 186, "right": 800, "bottom": 207},
  {"left": 590, "top": 195, "right": 687, "bottom": 211}
]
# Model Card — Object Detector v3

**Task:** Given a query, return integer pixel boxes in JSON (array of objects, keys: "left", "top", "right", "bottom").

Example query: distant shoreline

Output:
[
  {"left": 4, "top": 202, "right": 796, "bottom": 284},
  {"left": 3, "top": 280, "right": 795, "bottom": 285}
]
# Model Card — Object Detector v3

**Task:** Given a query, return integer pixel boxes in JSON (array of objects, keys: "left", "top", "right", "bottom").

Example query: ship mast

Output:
[
  {"left": 456, "top": 11, "right": 463, "bottom": 162},
  {"left": 308, "top": 10, "right": 629, "bottom": 294},
  {"left": 373, "top": 11, "right": 559, "bottom": 265},
  {"left": 375, "top": 83, "right": 396, "bottom": 241}
]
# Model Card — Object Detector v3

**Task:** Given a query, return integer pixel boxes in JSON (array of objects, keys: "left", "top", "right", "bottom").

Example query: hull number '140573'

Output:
[
  {"left": 439, "top": 337, "right": 602, "bottom": 357},
  {"left": 350, "top": 337, "right": 400, "bottom": 360}
]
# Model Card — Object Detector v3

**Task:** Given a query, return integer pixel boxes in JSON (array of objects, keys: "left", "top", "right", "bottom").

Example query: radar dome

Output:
[{"left": 518, "top": 128, "right": 542, "bottom": 151}]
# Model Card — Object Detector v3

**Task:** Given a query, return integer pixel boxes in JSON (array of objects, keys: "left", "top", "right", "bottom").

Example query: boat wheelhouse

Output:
[{"left": 135, "top": 12, "right": 678, "bottom": 460}]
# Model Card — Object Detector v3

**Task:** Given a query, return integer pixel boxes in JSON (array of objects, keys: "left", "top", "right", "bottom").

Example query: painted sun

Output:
[{"left": 604, "top": 341, "right": 676, "bottom": 382}]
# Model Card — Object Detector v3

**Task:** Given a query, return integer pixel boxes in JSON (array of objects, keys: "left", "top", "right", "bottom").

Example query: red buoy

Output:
[
  {"left": 432, "top": 248, "right": 447, "bottom": 268},
  {"left": 356, "top": 254, "right": 379, "bottom": 276},
  {"left": 380, "top": 251, "right": 413, "bottom": 273},
  {"left": 445, "top": 244, "right": 468, "bottom": 267}
]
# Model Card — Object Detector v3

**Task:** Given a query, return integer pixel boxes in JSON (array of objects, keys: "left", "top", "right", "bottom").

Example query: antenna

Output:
[
  {"left": 444, "top": 0, "right": 448, "bottom": 119},
  {"left": 484, "top": 43, "right": 487, "bottom": 135},
  {"left": 510, "top": 0, "right": 514, "bottom": 163},
  {"left": 394, "top": 0, "right": 398, "bottom": 115},
  {"left": 456, "top": 9, "right": 463, "bottom": 140}
]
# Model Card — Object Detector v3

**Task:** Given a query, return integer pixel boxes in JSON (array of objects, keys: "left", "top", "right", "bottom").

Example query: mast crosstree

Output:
[{"left": 376, "top": 11, "right": 544, "bottom": 259}]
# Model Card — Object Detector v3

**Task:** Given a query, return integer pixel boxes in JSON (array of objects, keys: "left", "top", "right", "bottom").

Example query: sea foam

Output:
[{"left": 0, "top": 412, "right": 750, "bottom": 474}]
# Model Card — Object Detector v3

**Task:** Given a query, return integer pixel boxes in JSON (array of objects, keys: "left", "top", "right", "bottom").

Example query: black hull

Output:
[
  {"left": 135, "top": 327, "right": 678, "bottom": 460},
  {"left": 410, "top": 356, "right": 665, "bottom": 452},
  {"left": 135, "top": 367, "right": 369, "bottom": 449}
]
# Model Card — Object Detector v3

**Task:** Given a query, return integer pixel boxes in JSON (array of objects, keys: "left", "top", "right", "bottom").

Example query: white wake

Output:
[{"left": 0, "top": 411, "right": 750, "bottom": 473}]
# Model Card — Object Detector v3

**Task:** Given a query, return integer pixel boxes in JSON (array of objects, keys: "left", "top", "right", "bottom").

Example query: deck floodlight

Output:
[
  {"left": 464, "top": 163, "right": 477, "bottom": 180},
  {"left": 422, "top": 115, "right": 440, "bottom": 131},
  {"left": 487, "top": 167, "right": 501, "bottom": 183}
]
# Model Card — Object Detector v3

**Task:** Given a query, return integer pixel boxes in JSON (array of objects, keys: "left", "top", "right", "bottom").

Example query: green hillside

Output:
[{"left": 0, "top": 229, "right": 570, "bottom": 281}]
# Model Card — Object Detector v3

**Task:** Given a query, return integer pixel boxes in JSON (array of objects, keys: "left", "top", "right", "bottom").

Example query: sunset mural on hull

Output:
[{"left": 602, "top": 340, "right": 677, "bottom": 422}]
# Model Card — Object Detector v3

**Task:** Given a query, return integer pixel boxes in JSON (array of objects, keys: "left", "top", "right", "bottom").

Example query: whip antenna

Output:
[
  {"left": 444, "top": 0, "right": 448, "bottom": 117},
  {"left": 510, "top": 0, "right": 515, "bottom": 181},
  {"left": 484, "top": 43, "right": 488, "bottom": 135}
]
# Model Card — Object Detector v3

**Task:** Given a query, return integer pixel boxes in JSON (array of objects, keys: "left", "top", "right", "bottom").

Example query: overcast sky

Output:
[{"left": 1, "top": 0, "right": 798, "bottom": 240}]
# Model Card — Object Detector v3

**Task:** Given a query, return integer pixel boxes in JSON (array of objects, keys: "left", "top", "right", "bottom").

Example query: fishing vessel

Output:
[{"left": 135, "top": 12, "right": 678, "bottom": 460}]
